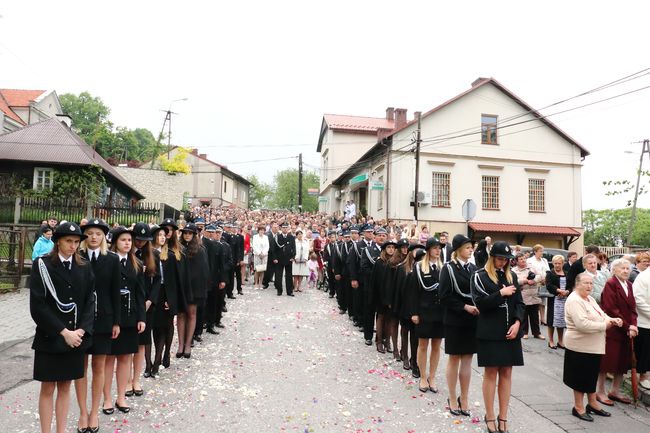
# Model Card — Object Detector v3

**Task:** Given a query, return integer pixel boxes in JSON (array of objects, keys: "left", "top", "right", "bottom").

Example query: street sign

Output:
[
  {"left": 369, "top": 180, "right": 384, "bottom": 191},
  {"left": 318, "top": 197, "right": 328, "bottom": 203},
  {"left": 349, "top": 173, "right": 368, "bottom": 185},
  {"left": 461, "top": 199, "right": 476, "bottom": 222},
  {"left": 307, "top": 188, "right": 319, "bottom": 196}
]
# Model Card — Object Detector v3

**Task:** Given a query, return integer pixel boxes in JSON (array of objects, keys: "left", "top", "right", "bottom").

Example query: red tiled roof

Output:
[
  {"left": 0, "top": 93, "right": 23, "bottom": 124},
  {"left": 469, "top": 222, "right": 581, "bottom": 236},
  {"left": 323, "top": 114, "right": 394, "bottom": 133},
  {"left": 0, "top": 89, "right": 46, "bottom": 107}
]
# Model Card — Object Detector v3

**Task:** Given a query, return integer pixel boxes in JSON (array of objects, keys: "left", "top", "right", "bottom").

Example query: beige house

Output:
[
  {"left": 150, "top": 147, "right": 251, "bottom": 209},
  {"left": 0, "top": 89, "right": 68, "bottom": 133},
  {"left": 323, "top": 78, "right": 589, "bottom": 252}
]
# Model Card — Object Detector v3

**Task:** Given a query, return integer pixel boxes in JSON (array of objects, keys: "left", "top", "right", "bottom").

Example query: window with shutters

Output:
[
  {"left": 482, "top": 175, "right": 499, "bottom": 210},
  {"left": 528, "top": 178, "right": 545, "bottom": 212},
  {"left": 431, "top": 172, "right": 450, "bottom": 207}
]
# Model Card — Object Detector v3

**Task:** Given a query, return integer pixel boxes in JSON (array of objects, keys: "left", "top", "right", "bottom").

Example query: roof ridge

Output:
[{"left": 324, "top": 113, "right": 391, "bottom": 120}]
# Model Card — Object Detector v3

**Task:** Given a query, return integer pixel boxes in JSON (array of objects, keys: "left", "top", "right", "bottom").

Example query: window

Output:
[
  {"left": 234, "top": 186, "right": 238, "bottom": 199},
  {"left": 322, "top": 154, "right": 329, "bottom": 181},
  {"left": 223, "top": 180, "right": 227, "bottom": 193},
  {"left": 240, "top": 189, "right": 246, "bottom": 201},
  {"left": 377, "top": 176, "right": 384, "bottom": 210},
  {"left": 33, "top": 167, "right": 53, "bottom": 190},
  {"left": 481, "top": 114, "right": 498, "bottom": 144},
  {"left": 482, "top": 175, "right": 499, "bottom": 210},
  {"left": 431, "top": 172, "right": 450, "bottom": 207},
  {"left": 528, "top": 178, "right": 545, "bottom": 212}
]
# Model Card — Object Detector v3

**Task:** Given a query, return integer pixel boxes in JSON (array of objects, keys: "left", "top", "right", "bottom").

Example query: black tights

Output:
[
  {"left": 153, "top": 315, "right": 174, "bottom": 368},
  {"left": 400, "top": 324, "right": 418, "bottom": 365}
]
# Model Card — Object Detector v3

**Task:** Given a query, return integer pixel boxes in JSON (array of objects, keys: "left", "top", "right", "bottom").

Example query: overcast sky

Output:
[{"left": 1, "top": 1, "right": 649, "bottom": 211}]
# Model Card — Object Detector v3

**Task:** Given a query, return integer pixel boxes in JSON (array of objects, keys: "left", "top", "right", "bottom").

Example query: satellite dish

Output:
[{"left": 461, "top": 199, "right": 476, "bottom": 222}]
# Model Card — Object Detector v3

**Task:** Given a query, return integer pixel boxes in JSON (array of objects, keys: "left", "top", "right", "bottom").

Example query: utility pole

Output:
[
  {"left": 413, "top": 112, "right": 421, "bottom": 222},
  {"left": 298, "top": 153, "right": 303, "bottom": 213},
  {"left": 627, "top": 138, "right": 650, "bottom": 245}
]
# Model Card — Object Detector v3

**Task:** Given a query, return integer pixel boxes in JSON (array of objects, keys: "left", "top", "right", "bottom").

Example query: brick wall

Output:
[{"left": 115, "top": 167, "right": 190, "bottom": 210}]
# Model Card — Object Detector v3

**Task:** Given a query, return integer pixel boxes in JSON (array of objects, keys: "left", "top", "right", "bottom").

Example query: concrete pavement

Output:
[{"left": 0, "top": 284, "right": 648, "bottom": 433}]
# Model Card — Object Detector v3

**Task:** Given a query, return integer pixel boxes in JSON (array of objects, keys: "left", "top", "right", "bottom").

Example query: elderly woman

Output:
[
  {"left": 546, "top": 255, "right": 569, "bottom": 349},
  {"left": 580, "top": 254, "right": 608, "bottom": 304},
  {"left": 596, "top": 259, "right": 638, "bottom": 405},
  {"left": 527, "top": 244, "right": 549, "bottom": 325},
  {"left": 513, "top": 253, "right": 544, "bottom": 339},
  {"left": 631, "top": 251, "right": 650, "bottom": 283},
  {"left": 564, "top": 272, "right": 622, "bottom": 421},
  {"left": 633, "top": 260, "right": 650, "bottom": 390}
]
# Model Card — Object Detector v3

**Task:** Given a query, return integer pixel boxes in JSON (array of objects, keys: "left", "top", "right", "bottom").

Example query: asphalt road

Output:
[{"left": 0, "top": 283, "right": 649, "bottom": 433}]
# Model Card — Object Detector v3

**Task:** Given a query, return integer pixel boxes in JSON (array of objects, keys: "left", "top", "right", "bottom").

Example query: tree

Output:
[
  {"left": 60, "top": 92, "right": 112, "bottom": 144},
  {"left": 583, "top": 208, "right": 650, "bottom": 247},
  {"left": 158, "top": 147, "right": 191, "bottom": 174},
  {"left": 267, "top": 169, "right": 319, "bottom": 213},
  {"left": 245, "top": 174, "right": 273, "bottom": 210}
]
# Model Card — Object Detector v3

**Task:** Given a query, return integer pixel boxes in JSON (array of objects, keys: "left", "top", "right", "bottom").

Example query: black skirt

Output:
[
  {"left": 563, "top": 348, "right": 601, "bottom": 393},
  {"left": 400, "top": 318, "right": 415, "bottom": 330},
  {"left": 634, "top": 327, "right": 650, "bottom": 374},
  {"left": 139, "top": 308, "right": 154, "bottom": 346},
  {"left": 416, "top": 320, "right": 444, "bottom": 339},
  {"left": 477, "top": 339, "right": 524, "bottom": 367},
  {"left": 87, "top": 332, "right": 112, "bottom": 355},
  {"left": 34, "top": 350, "right": 85, "bottom": 382},
  {"left": 444, "top": 325, "right": 477, "bottom": 355},
  {"left": 546, "top": 296, "right": 555, "bottom": 325},
  {"left": 110, "top": 327, "right": 138, "bottom": 355}
]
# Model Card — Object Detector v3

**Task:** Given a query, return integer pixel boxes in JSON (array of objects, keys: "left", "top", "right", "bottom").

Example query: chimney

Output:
[
  {"left": 191, "top": 148, "right": 198, "bottom": 155},
  {"left": 471, "top": 77, "right": 489, "bottom": 87},
  {"left": 414, "top": 111, "right": 422, "bottom": 121},
  {"left": 56, "top": 114, "right": 73, "bottom": 128},
  {"left": 394, "top": 108, "right": 407, "bottom": 129},
  {"left": 385, "top": 107, "right": 394, "bottom": 121},
  {"left": 199, "top": 153, "right": 207, "bottom": 159},
  {"left": 377, "top": 127, "right": 392, "bottom": 141}
]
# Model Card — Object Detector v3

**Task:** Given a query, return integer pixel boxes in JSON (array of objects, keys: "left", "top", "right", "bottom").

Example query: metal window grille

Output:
[
  {"left": 431, "top": 172, "right": 450, "bottom": 207},
  {"left": 528, "top": 178, "right": 545, "bottom": 212},
  {"left": 482, "top": 176, "right": 499, "bottom": 209}
]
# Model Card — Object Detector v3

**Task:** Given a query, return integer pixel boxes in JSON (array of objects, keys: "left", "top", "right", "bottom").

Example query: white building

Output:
[
  {"left": 0, "top": 89, "right": 67, "bottom": 133},
  {"left": 321, "top": 78, "right": 589, "bottom": 252}
]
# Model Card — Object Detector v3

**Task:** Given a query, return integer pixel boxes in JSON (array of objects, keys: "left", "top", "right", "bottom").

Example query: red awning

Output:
[{"left": 468, "top": 222, "right": 581, "bottom": 237}]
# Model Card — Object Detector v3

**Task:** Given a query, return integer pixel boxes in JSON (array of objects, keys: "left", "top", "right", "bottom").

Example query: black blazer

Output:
[
  {"left": 369, "top": 258, "right": 392, "bottom": 308},
  {"left": 410, "top": 262, "right": 444, "bottom": 323},
  {"left": 30, "top": 255, "right": 95, "bottom": 353},
  {"left": 186, "top": 246, "right": 210, "bottom": 301},
  {"left": 360, "top": 241, "right": 380, "bottom": 283},
  {"left": 392, "top": 262, "right": 411, "bottom": 319},
  {"left": 144, "top": 250, "right": 162, "bottom": 306},
  {"left": 439, "top": 260, "right": 478, "bottom": 328},
  {"left": 154, "top": 252, "right": 183, "bottom": 323},
  {"left": 201, "top": 236, "right": 217, "bottom": 289},
  {"left": 340, "top": 241, "right": 352, "bottom": 278},
  {"left": 441, "top": 244, "right": 453, "bottom": 264},
  {"left": 81, "top": 250, "right": 121, "bottom": 333},
  {"left": 471, "top": 268, "right": 525, "bottom": 340},
  {"left": 546, "top": 269, "right": 568, "bottom": 296},
  {"left": 346, "top": 239, "right": 368, "bottom": 282},
  {"left": 116, "top": 257, "right": 146, "bottom": 327},
  {"left": 270, "top": 233, "right": 296, "bottom": 265},
  {"left": 323, "top": 241, "right": 341, "bottom": 274}
]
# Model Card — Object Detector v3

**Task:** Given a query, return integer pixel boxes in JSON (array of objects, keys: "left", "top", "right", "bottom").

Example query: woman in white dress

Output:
[
  {"left": 292, "top": 230, "right": 310, "bottom": 292},
  {"left": 252, "top": 226, "right": 269, "bottom": 289}
]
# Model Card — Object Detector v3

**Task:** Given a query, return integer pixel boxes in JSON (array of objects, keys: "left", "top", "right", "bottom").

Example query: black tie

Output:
[
  {"left": 463, "top": 263, "right": 470, "bottom": 272},
  {"left": 135, "top": 250, "right": 142, "bottom": 260},
  {"left": 63, "top": 261, "right": 70, "bottom": 270},
  {"left": 91, "top": 252, "right": 97, "bottom": 264},
  {"left": 121, "top": 258, "right": 127, "bottom": 267}
]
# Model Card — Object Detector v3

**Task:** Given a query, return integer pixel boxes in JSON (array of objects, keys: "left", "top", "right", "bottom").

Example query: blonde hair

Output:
[
  {"left": 160, "top": 243, "right": 182, "bottom": 262},
  {"left": 582, "top": 253, "right": 597, "bottom": 266},
  {"left": 533, "top": 244, "right": 544, "bottom": 252},
  {"left": 552, "top": 254, "right": 565, "bottom": 264},
  {"left": 421, "top": 248, "right": 442, "bottom": 273},
  {"left": 484, "top": 256, "right": 513, "bottom": 284},
  {"left": 80, "top": 236, "right": 108, "bottom": 255}
]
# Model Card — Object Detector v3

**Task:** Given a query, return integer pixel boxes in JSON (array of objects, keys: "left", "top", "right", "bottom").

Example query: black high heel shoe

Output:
[
  {"left": 133, "top": 388, "right": 144, "bottom": 397},
  {"left": 115, "top": 401, "right": 130, "bottom": 413},
  {"left": 484, "top": 415, "right": 497, "bottom": 433},
  {"left": 498, "top": 417, "right": 509, "bottom": 432},
  {"left": 175, "top": 351, "right": 184, "bottom": 359},
  {"left": 101, "top": 403, "right": 114, "bottom": 415},
  {"left": 447, "top": 398, "right": 461, "bottom": 416},
  {"left": 162, "top": 352, "right": 170, "bottom": 368},
  {"left": 183, "top": 352, "right": 191, "bottom": 359},
  {"left": 457, "top": 396, "right": 471, "bottom": 416}
]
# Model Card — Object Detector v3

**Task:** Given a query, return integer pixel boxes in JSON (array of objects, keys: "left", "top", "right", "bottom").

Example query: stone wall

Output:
[{"left": 115, "top": 167, "right": 190, "bottom": 210}]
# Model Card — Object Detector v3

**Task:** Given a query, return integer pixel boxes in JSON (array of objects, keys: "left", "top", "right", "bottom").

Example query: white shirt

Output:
[
  {"left": 87, "top": 247, "right": 100, "bottom": 262},
  {"left": 633, "top": 268, "right": 650, "bottom": 328},
  {"left": 58, "top": 254, "right": 72, "bottom": 267},
  {"left": 252, "top": 234, "right": 269, "bottom": 255},
  {"left": 617, "top": 277, "right": 629, "bottom": 297}
]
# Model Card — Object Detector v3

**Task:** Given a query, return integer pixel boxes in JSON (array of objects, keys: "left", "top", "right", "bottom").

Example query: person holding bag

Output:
[
  {"left": 252, "top": 226, "right": 269, "bottom": 289},
  {"left": 30, "top": 222, "right": 95, "bottom": 433}
]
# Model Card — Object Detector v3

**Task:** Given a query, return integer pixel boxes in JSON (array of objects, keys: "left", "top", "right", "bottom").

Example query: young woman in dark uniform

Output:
[
  {"left": 369, "top": 240, "right": 397, "bottom": 354},
  {"left": 30, "top": 222, "right": 95, "bottom": 433},
  {"left": 128, "top": 223, "right": 160, "bottom": 393},
  {"left": 471, "top": 241, "right": 525, "bottom": 433},
  {"left": 393, "top": 243, "right": 422, "bottom": 372},
  {"left": 178, "top": 223, "right": 209, "bottom": 358},
  {"left": 439, "top": 234, "right": 477, "bottom": 417},
  {"left": 75, "top": 219, "right": 120, "bottom": 433},
  {"left": 103, "top": 227, "right": 145, "bottom": 414},
  {"left": 386, "top": 240, "right": 407, "bottom": 362},
  {"left": 151, "top": 219, "right": 186, "bottom": 373},
  {"left": 411, "top": 237, "right": 445, "bottom": 394}
]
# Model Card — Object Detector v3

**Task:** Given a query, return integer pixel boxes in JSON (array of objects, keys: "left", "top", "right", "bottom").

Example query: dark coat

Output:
[
  {"left": 323, "top": 241, "right": 341, "bottom": 275},
  {"left": 440, "top": 244, "right": 453, "bottom": 264},
  {"left": 201, "top": 236, "right": 217, "bottom": 289},
  {"left": 116, "top": 257, "right": 146, "bottom": 327},
  {"left": 347, "top": 239, "right": 369, "bottom": 282},
  {"left": 270, "top": 233, "right": 296, "bottom": 266},
  {"left": 360, "top": 241, "right": 380, "bottom": 286},
  {"left": 601, "top": 277, "right": 637, "bottom": 341},
  {"left": 143, "top": 250, "right": 162, "bottom": 306},
  {"left": 545, "top": 269, "right": 566, "bottom": 297},
  {"left": 30, "top": 255, "right": 95, "bottom": 353},
  {"left": 369, "top": 257, "right": 392, "bottom": 308},
  {"left": 439, "top": 260, "right": 478, "bottom": 328},
  {"left": 409, "top": 262, "right": 444, "bottom": 323},
  {"left": 392, "top": 262, "right": 411, "bottom": 318},
  {"left": 154, "top": 251, "right": 184, "bottom": 326},
  {"left": 340, "top": 240, "right": 353, "bottom": 278},
  {"left": 81, "top": 250, "right": 121, "bottom": 333},
  {"left": 471, "top": 268, "right": 525, "bottom": 340},
  {"left": 186, "top": 246, "right": 210, "bottom": 301}
]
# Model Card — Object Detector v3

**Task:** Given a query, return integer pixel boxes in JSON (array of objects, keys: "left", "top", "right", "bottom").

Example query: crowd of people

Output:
[{"left": 28, "top": 207, "right": 650, "bottom": 433}]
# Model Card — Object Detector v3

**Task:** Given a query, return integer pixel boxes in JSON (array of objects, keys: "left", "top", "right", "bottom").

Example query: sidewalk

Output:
[{"left": 0, "top": 288, "right": 33, "bottom": 350}]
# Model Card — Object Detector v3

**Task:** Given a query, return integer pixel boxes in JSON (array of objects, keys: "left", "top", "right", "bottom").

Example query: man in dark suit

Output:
[
  {"left": 439, "top": 231, "right": 453, "bottom": 264},
  {"left": 262, "top": 223, "right": 279, "bottom": 289},
  {"left": 323, "top": 230, "right": 340, "bottom": 299},
  {"left": 270, "top": 223, "right": 296, "bottom": 296},
  {"left": 347, "top": 225, "right": 368, "bottom": 331},
  {"left": 231, "top": 223, "right": 245, "bottom": 295},
  {"left": 360, "top": 226, "right": 384, "bottom": 345},
  {"left": 210, "top": 226, "right": 231, "bottom": 332}
]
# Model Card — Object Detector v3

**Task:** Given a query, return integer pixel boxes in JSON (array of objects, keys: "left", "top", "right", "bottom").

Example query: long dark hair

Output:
[
  {"left": 180, "top": 232, "right": 200, "bottom": 259},
  {"left": 110, "top": 232, "right": 142, "bottom": 273},
  {"left": 388, "top": 250, "right": 404, "bottom": 268},
  {"left": 139, "top": 241, "right": 157, "bottom": 277}
]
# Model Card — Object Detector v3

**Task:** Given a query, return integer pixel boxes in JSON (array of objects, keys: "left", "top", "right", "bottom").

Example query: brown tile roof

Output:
[
  {"left": 0, "top": 118, "right": 143, "bottom": 198},
  {"left": 323, "top": 114, "right": 394, "bottom": 133},
  {"left": 468, "top": 222, "right": 581, "bottom": 236},
  {"left": 0, "top": 93, "right": 24, "bottom": 125},
  {"left": 0, "top": 89, "right": 46, "bottom": 107}
]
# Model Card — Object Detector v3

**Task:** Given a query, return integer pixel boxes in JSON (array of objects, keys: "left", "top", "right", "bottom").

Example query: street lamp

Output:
[
  {"left": 161, "top": 98, "right": 188, "bottom": 159},
  {"left": 624, "top": 140, "right": 650, "bottom": 245}
]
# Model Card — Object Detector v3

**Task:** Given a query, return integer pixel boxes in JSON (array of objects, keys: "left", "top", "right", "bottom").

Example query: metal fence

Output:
[
  {"left": 0, "top": 197, "right": 180, "bottom": 227},
  {"left": 0, "top": 228, "right": 25, "bottom": 292}
]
